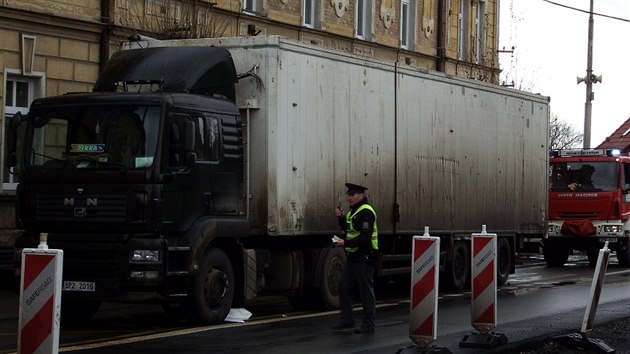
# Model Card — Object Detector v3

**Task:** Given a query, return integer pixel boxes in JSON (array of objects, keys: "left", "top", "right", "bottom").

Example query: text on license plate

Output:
[
  {"left": 63, "top": 281, "right": 96, "bottom": 292},
  {"left": 599, "top": 237, "right": 618, "bottom": 243}
]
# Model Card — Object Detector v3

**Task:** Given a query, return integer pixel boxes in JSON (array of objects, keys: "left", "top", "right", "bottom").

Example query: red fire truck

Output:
[{"left": 546, "top": 148, "right": 630, "bottom": 267}]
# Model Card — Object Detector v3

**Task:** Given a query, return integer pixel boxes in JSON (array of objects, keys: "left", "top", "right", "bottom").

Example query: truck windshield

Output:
[
  {"left": 26, "top": 105, "right": 160, "bottom": 170},
  {"left": 550, "top": 162, "right": 618, "bottom": 192}
]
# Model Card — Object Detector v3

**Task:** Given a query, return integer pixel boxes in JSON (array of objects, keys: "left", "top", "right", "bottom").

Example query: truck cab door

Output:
[{"left": 4, "top": 111, "right": 30, "bottom": 177}]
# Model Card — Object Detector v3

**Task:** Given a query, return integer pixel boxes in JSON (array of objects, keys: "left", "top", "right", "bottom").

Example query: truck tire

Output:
[
  {"left": 61, "top": 299, "right": 101, "bottom": 324},
  {"left": 288, "top": 248, "right": 345, "bottom": 311},
  {"left": 543, "top": 242, "right": 570, "bottom": 267},
  {"left": 185, "top": 248, "right": 235, "bottom": 325},
  {"left": 318, "top": 247, "right": 346, "bottom": 310},
  {"left": 443, "top": 241, "right": 469, "bottom": 292},
  {"left": 497, "top": 238, "right": 512, "bottom": 286}
]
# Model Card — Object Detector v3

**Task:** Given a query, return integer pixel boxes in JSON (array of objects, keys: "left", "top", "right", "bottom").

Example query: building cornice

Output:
[{"left": 0, "top": 5, "right": 103, "bottom": 39}]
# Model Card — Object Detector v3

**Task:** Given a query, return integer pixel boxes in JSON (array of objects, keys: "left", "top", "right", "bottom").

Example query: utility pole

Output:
[{"left": 582, "top": 0, "right": 596, "bottom": 148}]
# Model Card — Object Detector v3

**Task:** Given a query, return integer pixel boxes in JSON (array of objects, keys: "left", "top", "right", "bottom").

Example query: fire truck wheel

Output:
[
  {"left": 497, "top": 238, "right": 512, "bottom": 286},
  {"left": 617, "top": 239, "right": 630, "bottom": 267},
  {"left": 186, "top": 247, "right": 235, "bottom": 325},
  {"left": 61, "top": 299, "right": 101, "bottom": 324},
  {"left": 443, "top": 241, "right": 469, "bottom": 292}
]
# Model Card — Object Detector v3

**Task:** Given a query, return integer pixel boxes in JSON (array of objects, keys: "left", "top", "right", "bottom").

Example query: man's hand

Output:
[
  {"left": 335, "top": 207, "right": 343, "bottom": 217},
  {"left": 335, "top": 238, "right": 345, "bottom": 247}
]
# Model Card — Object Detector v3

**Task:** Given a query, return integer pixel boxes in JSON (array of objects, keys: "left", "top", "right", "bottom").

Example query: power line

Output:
[{"left": 542, "top": 0, "right": 630, "bottom": 22}]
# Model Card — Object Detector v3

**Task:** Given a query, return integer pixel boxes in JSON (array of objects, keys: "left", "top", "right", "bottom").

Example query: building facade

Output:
[{"left": 0, "top": 0, "right": 501, "bottom": 239}]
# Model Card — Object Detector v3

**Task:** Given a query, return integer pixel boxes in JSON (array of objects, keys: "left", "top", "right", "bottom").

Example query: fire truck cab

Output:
[{"left": 546, "top": 148, "right": 630, "bottom": 267}]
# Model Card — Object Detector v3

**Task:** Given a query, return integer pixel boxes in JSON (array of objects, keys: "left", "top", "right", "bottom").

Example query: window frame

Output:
[
  {"left": 302, "top": 0, "right": 316, "bottom": 28},
  {"left": 3, "top": 73, "right": 42, "bottom": 191},
  {"left": 458, "top": 0, "right": 469, "bottom": 61},
  {"left": 355, "top": 0, "right": 370, "bottom": 40},
  {"left": 243, "top": 0, "right": 261, "bottom": 14},
  {"left": 475, "top": 0, "right": 487, "bottom": 64},
  {"left": 400, "top": 0, "right": 411, "bottom": 49}
]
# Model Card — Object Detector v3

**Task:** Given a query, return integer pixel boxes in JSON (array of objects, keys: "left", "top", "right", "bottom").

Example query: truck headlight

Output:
[
  {"left": 603, "top": 225, "right": 622, "bottom": 233},
  {"left": 130, "top": 250, "right": 160, "bottom": 262},
  {"left": 548, "top": 225, "right": 557, "bottom": 233}
]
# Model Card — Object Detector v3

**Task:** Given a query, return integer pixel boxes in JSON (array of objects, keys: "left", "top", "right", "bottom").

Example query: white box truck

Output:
[{"left": 6, "top": 36, "right": 549, "bottom": 324}]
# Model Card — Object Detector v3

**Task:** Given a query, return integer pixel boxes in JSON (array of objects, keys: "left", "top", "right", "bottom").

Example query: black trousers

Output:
[{"left": 338, "top": 259, "right": 375, "bottom": 328}]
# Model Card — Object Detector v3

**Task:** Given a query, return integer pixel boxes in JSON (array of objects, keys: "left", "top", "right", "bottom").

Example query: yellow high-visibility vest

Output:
[{"left": 345, "top": 204, "right": 378, "bottom": 252}]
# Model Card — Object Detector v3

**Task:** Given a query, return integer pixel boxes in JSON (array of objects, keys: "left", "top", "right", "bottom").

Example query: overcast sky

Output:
[{"left": 499, "top": 0, "right": 630, "bottom": 148}]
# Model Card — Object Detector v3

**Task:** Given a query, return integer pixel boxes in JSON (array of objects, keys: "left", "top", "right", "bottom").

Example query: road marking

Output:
[{"left": 60, "top": 302, "right": 403, "bottom": 352}]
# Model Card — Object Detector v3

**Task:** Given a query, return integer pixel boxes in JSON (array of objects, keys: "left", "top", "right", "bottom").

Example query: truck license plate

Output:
[
  {"left": 63, "top": 281, "right": 96, "bottom": 292},
  {"left": 599, "top": 237, "right": 618, "bottom": 243}
]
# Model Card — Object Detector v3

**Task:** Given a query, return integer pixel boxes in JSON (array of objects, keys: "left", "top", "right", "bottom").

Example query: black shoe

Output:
[
  {"left": 354, "top": 326, "right": 375, "bottom": 334},
  {"left": 331, "top": 323, "right": 354, "bottom": 331}
]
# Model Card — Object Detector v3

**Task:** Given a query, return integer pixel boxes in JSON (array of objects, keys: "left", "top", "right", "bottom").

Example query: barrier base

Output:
[
  {"left": 553, "top": 333, "right": 615, "bottom": 354},
  {"left": 458, "top": 331, "right": 508, "bottom": 348},
  {"left": 396, "top": 344, "right": 452, "bottom": 354}
]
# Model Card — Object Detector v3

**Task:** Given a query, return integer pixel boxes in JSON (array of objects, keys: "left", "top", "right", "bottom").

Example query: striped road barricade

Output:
[
  {"left": 460, "top": 225, "right": 507, "bottom": 349},
  {"left": 18, "top": 233, "right": 63, "bottom": 354}
]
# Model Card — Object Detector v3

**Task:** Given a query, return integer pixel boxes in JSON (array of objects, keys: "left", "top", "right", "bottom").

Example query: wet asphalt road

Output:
[{"left": 2, "top": 255, "right": 630, "bottom": 353}]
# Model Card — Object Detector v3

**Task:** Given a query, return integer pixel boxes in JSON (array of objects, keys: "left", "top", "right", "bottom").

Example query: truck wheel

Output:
[
  {"left": 185, "top": 248, "right": 235, "bottom": 325},
  {"left": 318, "top": 247, "right": 346, "bottom": 310},
  {"left": 287, "top": 248, "right": 345, "bottom": 310},
  {"left": 617, "top": 239, "right": 630, "bottom": 267},
  {"left": 543, "top": 243, "right": 570, "bottom": 267},
  {"left": 61, "top": 299, "right": 101, "bottom": 324},
  {"left": 497, "top": 238, "right": 512, "bottom": 286},
  {"left": 443, "top": 241, "right": 469, "bottom": 292}
]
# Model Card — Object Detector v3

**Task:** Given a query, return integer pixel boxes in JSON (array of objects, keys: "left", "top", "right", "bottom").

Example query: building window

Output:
[
  {"left": 401, "top": 0, "right": 410, "bottom": 49},
  {"left": 475, "top": 0, "right": 486, "bottom": 64},
  {"left": 458, "top": 0, "right": 469, "bottom": 61},
  {"left": 303, "top": 0, "right": 316, "bottom": 28},
  {"left": 355, "top": 0, "right": 372, "bottom": 40},
  {"left": 3, "top": 76, "right": 34, "bottom": 190},
  {"left": 243, "top": 0, "right": 261, "bottom": 13}
]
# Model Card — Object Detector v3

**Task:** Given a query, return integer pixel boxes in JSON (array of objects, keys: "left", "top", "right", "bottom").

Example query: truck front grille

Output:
[
  {"left": 49, "top": 239, "right": 122, "bottom": 280},
  {"left": 36, "top": 193, "right": 127, "bottom": 222}
]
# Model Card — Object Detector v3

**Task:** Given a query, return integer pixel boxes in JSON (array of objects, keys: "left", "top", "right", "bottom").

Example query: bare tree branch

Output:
[
  {"left": 121, "top": 0, "right": 232, "bottom": 40},
  {"left": 549, "top": 113, "right": 583, "bottom": 150}
]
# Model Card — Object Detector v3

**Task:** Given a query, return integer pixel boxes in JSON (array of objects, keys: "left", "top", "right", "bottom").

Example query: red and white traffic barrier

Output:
[
  {"left": 552, "top": 242, "right": 615, "bottom": 352},
  {"left": 470, "top": 225, "right": 497, "bottom": 334},
  {"left": 409, "top": 227, "right": 440, "bottom": 347},
  {"left": 581, "top": 241, "right": 610, "bottom": 335},
  {"left": 18, "top": 233, "right": 63, "bottom": 354},
  {"left": 460, "top": 225, "right": 507, "bottom": 348}
]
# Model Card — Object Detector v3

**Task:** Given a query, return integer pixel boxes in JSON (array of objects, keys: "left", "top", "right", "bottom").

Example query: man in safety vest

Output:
[{"left": 331, "top": 183, "right": 378, "bottom": 334}]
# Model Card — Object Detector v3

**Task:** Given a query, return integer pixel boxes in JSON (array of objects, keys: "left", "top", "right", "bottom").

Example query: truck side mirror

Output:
[{"left": 5, "top": 112, "right": 23, "bottom": 168}]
